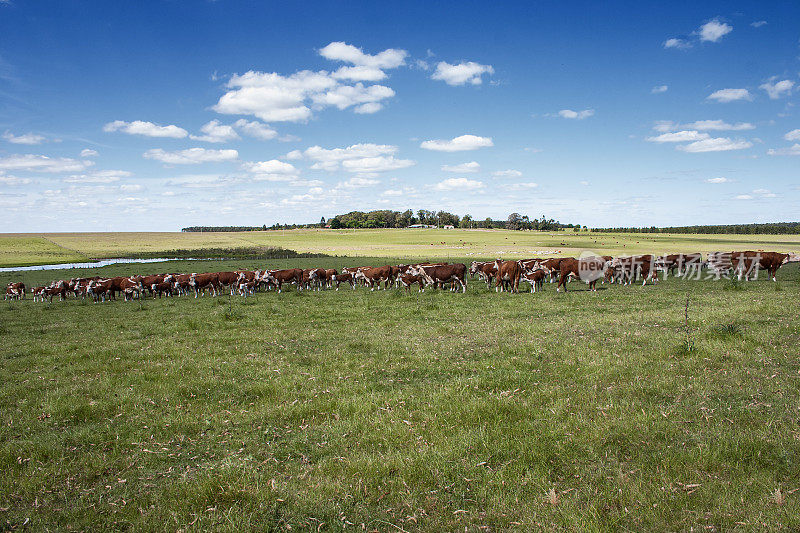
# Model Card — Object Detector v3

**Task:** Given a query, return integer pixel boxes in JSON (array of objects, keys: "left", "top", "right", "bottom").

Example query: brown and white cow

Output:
[
  {"left": 656, "top": 253, "right": 703, "bottom": 278},
  {"left": 539, "top": 258, "right": 568, "bottom": 283},
  {"left": 330, "top": 271, "right": 356, "bottom": 290},
  {"left": 6, "top": 282, "right": 25, "bottom": 300},
  {"left": 87, "top": 279, "right": 113, "bottom": 302},
  {"left": 324, "top": 269, "right": 338, "bottom": 289},
  {"left": 522, "top": 269, "right": 546, "bottom": 293},
  {"left": 307, "top": 268, "right": 327, "bottom": 291},
  {"left": 263, "top": 269, "right": 303, "bottom": 292},
  {"left": 215, "top": 271, "right": 240, "bottom": 295},
  {"left": 556, "top": 256, "right": 610, "bottom": 292},
  {"left": 410, "top": 263, "right": 467, "bottom": 293},
  {"left": 32, "top": 286, "right": 47, "bottom": 302},
  {"left": 189, "top": 272, "right": 220, "bottom": 297},
  {"left": 397, "top": 273, "right": 425, "bottom": 292},
  {"left": 730, "top": 251, "right": 797, "bottom": 281},
  {"left": 172, "top": 273, "right": 192, "bottom": 295},
  {"left": 494, "top": 260, "right": 521, "bottom": 293},
  {"left": 470, "top": 261, "right": 499, "bottom": 289},
  {"left": 356, "top": 266, "right": 394, "bottom": 291}
]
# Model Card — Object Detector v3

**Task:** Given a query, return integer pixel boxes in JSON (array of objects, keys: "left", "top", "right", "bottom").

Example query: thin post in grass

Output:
[{"left": 683, "top": 292, "right": 693, "bottom": 353}]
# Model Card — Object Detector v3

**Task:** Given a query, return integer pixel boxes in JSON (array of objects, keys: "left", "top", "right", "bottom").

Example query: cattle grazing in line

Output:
[
  {"left": 151, "top": 281, "right": 174, "bottom": 298},
  {"left": 494, "top": 260, "right": 521, "bottom": 293},
  {"left": 86, "top": 279, "right": 113, "bottom": 302},
  {"left": 522, "top": 269, "right": 546, "bottom": 293},
  {"left": 262, "top": 269, "right": 303, "bottom": 293}
]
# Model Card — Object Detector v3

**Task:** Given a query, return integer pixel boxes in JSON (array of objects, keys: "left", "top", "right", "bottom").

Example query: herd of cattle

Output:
[{"left": 3, "top": 251, "right": 797, "bottom": 303}]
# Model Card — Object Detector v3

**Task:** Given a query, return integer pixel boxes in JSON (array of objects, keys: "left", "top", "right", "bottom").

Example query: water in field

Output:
[{"left": 0, "top": 257, "right": 216, "bottom": 272}]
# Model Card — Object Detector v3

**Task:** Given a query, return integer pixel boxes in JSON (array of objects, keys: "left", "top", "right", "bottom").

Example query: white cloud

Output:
[
  {"left": 0, "top": 154, "right": 93, "bottom": 173},
  {"left": 341, "top": 155, "right": 415, "bottom": 174},
  {"left": 337, "top": 176, "right": 380, "bottom": 188},
  {"left": 311, "top": 82, "right": 394, "bottom": 111},
  {"left": 318, "top": 42, "right": 407, "bottom": 69},
  {"left": 707, "top": 88, "right": 752, "bottom": 103},
  {"left": 751, "top": 21, "right": 767, "bottom": 28},
  {"left": 784, "top": 129, "right": 800, "bottom": 141},
  {"left": 699, "top": 19, "right": 732, "bottom": 42},
  {"left": 558, "top": 109, "right": 595, "bottom": 119},
  {"left": 0, "top": 175, "right": 31, "bottom": 185},
  {"left": 501, "top": 182, "right": 538, "bottom": 191},
  {"left": 442, "top": 161, "right": 480, "bottom": 173},
  {"left": 63, "top": 170, "right": 132, "bottom": 183},
  {"left": 676, "top": 137, "right": 753, "bottom": 153},
  {"left": 420, "top": 134, "right": 493, "bottom": 152},
  {"left": 434, "top": 177, "right": 484, "bottom": 191},
  {"left": 143, "top": 148, "right": 238, "bottom": 165},
  {"left": 492, "top": 169, "right": 523, "bottom": 178},
  {"left": 3, "top": 131, "right": 45, "bottom": 145},
  {"left": 190, "top": 120, "right": 240, "bottom": 143},
  {"left": 663, "top": 38, "right": 691, "bottom": 49},
  {"left": 299, "top": 143, "right": 398, "bottom": 171},
  {"left": 382, "top": 189, "right": 404, "bottom": 197},
  {"left": 685, "top": 120, "right": 754, "bottom": 131},
  {"left": 243, "top": 159, "right": 298, "bottom": 175},
  {"left": 120, "top": 183, "right": 143, "bottom": 192},
  {"left": 353, "top": 102, "right": 384, "bottom": 114},
  {"left": 103, "top": 120, "right": 188, "bottom": 138},
  {"left": 233, "top": 119, "right": 278, "bottom": 140},
  {"left": 80, "top": 148, "right": 99, "bottom": 158},
  {"left": 705, "top": 177, "right": 729, "bottom": 183},
  {"left": 331, "top": 65, "right": 387, "bottom": 82},
  {"left": 431, "top": 61, "right": 494, "bottom": 86},
  {"left": 647, "top": 130, "right": 710, "bottom": 143},
  {"left": 759, "top": 79, "right": 794, "bottom": 99},
  {"left": 735, "top": 194, "right": 753, "bottom": 200},
  {"left": 767, "top": 144, "right": 800, "bottom": 156},
  {"left": 651, "top": 85, "right": 668, "bottom": 94}
]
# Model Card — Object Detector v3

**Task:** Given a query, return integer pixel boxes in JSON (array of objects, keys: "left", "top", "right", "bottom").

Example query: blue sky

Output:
[{"left": 1, "top": 1, "right": 799, "bottom": 231}]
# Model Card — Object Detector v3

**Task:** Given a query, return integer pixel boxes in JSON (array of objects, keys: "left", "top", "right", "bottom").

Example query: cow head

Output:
[{"left": 784, "top": 252, "right": 799, "bottom": 264}]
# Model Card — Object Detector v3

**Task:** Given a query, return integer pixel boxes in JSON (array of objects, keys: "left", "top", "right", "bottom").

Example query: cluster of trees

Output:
[
  {"left": 183, "top": 211, "right": 582, "bottom": 232},
  {"left": 590, "top": 222, "right": 800, "bottom": 235},
  {"left": 328, "top": 210, "right": 579, "bottom": 230}
]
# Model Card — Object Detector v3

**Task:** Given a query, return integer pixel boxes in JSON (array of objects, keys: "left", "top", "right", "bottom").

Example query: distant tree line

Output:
[
  {"left": 182, "top": 211, "right": 582, "bottom": 232},
  {"left": 590, "top": 222, "right": 800, "bottom": 235}
]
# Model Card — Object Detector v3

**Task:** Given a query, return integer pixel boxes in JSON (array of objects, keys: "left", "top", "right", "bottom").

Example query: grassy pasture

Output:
[
  {"left": 1, "top": 256, "right": 799, "bottom": 531},
  {"left": 2, "top": 229, "right": 800, "bottom": 267}
]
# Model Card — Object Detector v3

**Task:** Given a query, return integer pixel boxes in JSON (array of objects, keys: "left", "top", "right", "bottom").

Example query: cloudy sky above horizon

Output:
[{"left": 1, "top": 1, "right": 799, "bottom": 231}]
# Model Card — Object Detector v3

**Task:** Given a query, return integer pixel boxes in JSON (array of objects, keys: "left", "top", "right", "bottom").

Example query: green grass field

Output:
[
  {"left": 2, "top": 229, "right": 800, "bottom": 267},
  {"left": 2, "top": 253, "right": 799, "bottom": 530}
]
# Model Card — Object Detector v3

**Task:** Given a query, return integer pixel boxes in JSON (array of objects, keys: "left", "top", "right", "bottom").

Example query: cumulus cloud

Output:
[
  {"left": 492, "top": 169, "right": 523, "bottom": 178},
  {"left": 442, "top": 161, "right": 480, "bottom": 173},
  {"left": 784, "top": 129, "right": 800, "bottom": 141},
  {"left": 434, "top": 177, "right": 484, "bottom": 191},
  {"left": 706, "top": 88, "right": 752, "bottom": 103},
  {"left": 705, "top": 177, "right": 729, "bottom": 183},
  {"left": 735, "top": 194, "right": 753, "bottom": 200},
  {"left": 558, "top": 109, "right": 595, "bottom": 119},
  {"left": 189, "top": 120, "right": 240, "bottom": 143},
  {"left": 233, "top": 119, "right": 278, "bottom": 140},
  {"left": 698, "top": 19, "right": 732, "bottom": 42},
  {"left": 663, "top": 38, "right": 691, "bottom": 49},
  {"left": 751, "top": 21, "right": 767, "bottom": 28},
  {"left": 0, "top": 175, "right": 32, "bottom": 185},
  {"left": 685, "top": 120, "right": 754, "bottom": 131},
  {"left": 646, "top": 130, "right": 710, "bottom": 143},
  {"left": 676, "top": 137, "right": 752, "bottom": 153},
  {"left": 420, "top": 134, "right": 493, "bottom": 152},
  {"left": 431, "top": 61, "right": 494, "bottom": 86},
  {"left": 242, "top": 159, "right": 304, "bottom": 181},
  {"left": 0, "top": 154, "right": 93, "bottom": 173},
  {"left": 759, "top": 79, "right": 794, "bottom": 99},
  {"left": 80, "top": 148, "right": 99, "bottom": 158},
  {"left": 651, "top": 85, "right": 668, "bottom": 94},
  {"left": 767, "top": 144, "right": 800, "bottom": 156},
  {"left": 296, "top": 143, "right": 399, "bottom": 171},
  {"left": 2, "top": 131, "right": 45, "bottom": 145},
  {"left": 341, "top": 156, "right": 415, "bottom": 175},
  {"left": 312, "top": 82, "right": 395, "bottom": 111},
  {"left": 318, "top": 42, "right": 407, "bottom": 69},
  {"left": 501, "top": 182, "right": 538, "bottom": 191},
  {"left": 104, "top": 120, "right": 188, "bottom": 138},
  {"left": 143, "top": 148, "right": 238, "bottom": 165}
]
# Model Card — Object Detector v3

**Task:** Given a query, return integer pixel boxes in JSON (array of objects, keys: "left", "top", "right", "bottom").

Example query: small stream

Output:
[{"left": 0, "top": 257, "right": 219, "bottom": 273}]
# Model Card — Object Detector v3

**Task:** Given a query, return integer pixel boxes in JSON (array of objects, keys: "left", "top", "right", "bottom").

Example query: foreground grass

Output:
[
  {"left": 1, "top": 259, "right": 799, "bottom": 530},
  {"left": 2, "top": 229, "right": 800, "bottom": 266}
]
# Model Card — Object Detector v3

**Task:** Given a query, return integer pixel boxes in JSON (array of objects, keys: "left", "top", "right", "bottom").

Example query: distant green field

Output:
[
  {"left": 1, "top": 257, "right": 799, "bottom": 530},
  {"left": 2, "top": 229, "right": 799, "bottom": 267}
]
